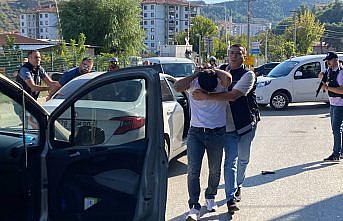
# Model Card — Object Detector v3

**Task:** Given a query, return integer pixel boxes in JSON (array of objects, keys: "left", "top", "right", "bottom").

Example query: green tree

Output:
[
  {"left": 284, "top": 10, "right": 324, "bottom": 55},
  {"left": 60, "top": 0, "right": 144, "bottom": 55}
]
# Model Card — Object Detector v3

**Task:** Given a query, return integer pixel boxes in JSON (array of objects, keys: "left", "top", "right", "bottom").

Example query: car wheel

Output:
[{"left": 270, "top": 92, "right": 289, "bottom": 110}]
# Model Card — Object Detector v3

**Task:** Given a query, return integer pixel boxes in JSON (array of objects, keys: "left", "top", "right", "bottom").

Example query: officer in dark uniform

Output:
[
  {"left": 16, "top": 50, "right": 57, "bottom": 100},
  {"left": 321, "top": 52, "right": 343, "bottom": 161}
]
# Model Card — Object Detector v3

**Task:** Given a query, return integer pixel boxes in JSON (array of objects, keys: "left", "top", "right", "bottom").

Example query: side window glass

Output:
[
  {"left": 54, "top": 79, "right": 146, "bottom": 146},
  {"left": 167, "top": 79, "right": 184, "bottom": 99},
  {"left": 0, "top": 91, "right": 39, "bottom": 138},
  {"left": 295, "top": 62, "right": 321, "bottom": 80},
  {"left": 161, "top": 79, "right": 174, "bottom": 101}
]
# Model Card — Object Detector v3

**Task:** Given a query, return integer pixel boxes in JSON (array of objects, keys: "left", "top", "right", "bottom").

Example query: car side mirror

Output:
[
  {"left": 295, "top": 71, "right": 303, "bottom": 78},
  {"left": 74, "top": 126, "right": 105, "bottom": 146}
]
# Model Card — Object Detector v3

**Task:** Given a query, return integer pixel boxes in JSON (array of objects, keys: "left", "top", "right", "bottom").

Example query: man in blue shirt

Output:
[{"left": 48, "top": 57, "right": 93, "bottom": 99}]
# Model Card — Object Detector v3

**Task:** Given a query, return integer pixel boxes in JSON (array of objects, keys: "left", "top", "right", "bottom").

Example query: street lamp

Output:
[{"left": 195, "top": 34, "right": 201, "bottom": 64}]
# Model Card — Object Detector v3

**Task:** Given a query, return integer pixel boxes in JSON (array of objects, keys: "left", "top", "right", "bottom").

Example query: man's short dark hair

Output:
[
  {"left": 82, "top": 57, "right": 93, "bottom": 63},
  {"left": 27, "top": 50, "right": 39, "bottom": 57},
  {"left": 198, "top": 69, "right": 218, "bottom": 92},
  {"left": 230, "top": 44, "right": 247, "bottom": 55}
]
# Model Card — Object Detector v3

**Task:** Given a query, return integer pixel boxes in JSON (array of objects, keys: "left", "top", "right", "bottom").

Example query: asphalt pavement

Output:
[{"left": 166, "top": 102, "right": 343, "bottom": 221}]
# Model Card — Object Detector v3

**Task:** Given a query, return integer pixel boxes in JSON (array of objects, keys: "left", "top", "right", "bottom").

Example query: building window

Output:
[
  {"left": 185, "top": 14, "right": 188, "bottom": 19},
  {"left": 176, "top": 21, "right": 178, "bottom": 25},
  {"left": 151, "top": 28, "right": 154, "bottom": 32},
  {"left": 46, "top": 28, "right": 48, "bottom": 32},
  {"left": 144, "top": 20, "right": 147, "bottom": 25},
  {"left": 144, "top": 13, "right": 147, "bottom": 17},
  {"left": 151, "top": 20, "right": 154, "bottom": 25},
  {"left": 40, "top": 35, "right": 43, "bottom": 39},
  {"left": 151, "top": 5, "right": 154, "bottom": 10},
  {"left": 176, "top": 14, "right": 178, "bottom": 18},
  {"left": 185, "top": 21, "right": 188, "bottom": 26},
  {"left": 21, "top": 22, "right": 24, "bottom": 26},
  {"left": 21, "top": 15, "right": 24, "bottom": 19},
  {"left": 185, "top": 7, "right": 189, "bottom": 11},
  {"left": 185, "top": 28, "right": 188, "bottom": 33},
  {"left": 40, "top": 21, "right": 43, "bottom": 25},
  {"left": 176, "top": 28, "right": 178, "bottom": 32},
  {"left": 40, "top": 14, "right": 42, "bottom": 18},
  {"left": 144, "top": 28, "right": 147, "bottom": 32},
  {"left": 151, "top": 35, "right": 154, "bottom": 40},
  {"left": 45, "top": 14, "right": 48, "bottom": 18},
  {"left": 151, "top": 12, "right": 154, "bottom": 17},
  {"left": 143, "top": 5, "right": 147, "bottom": 10},
  {"left": 40, "top": 28, "right": 43, "bottom": 32},
  {"left": 22, "top": 29, "right": 25, "bottom": 33},
  {"left": 151, "top": 43, "right": 155, "bottom": 47},
  {"left": 176, "top": 6, "right": 178, "bottom": 10},
  {"left": 45, "top": 21, "right": 48, "bottom": 25}
]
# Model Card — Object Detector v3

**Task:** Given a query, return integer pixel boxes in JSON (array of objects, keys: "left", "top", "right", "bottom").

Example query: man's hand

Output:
[
  {"left": 321, "top": 82, "right": 329, "bottom": 91},
  {"left": 192, "top": 89, "right": 209, "bottom": 100},
  {"left": 318, "top": 72, "right": 324, "bottom": 79}
]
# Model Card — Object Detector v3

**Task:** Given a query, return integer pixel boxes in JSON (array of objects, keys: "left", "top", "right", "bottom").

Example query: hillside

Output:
[
  {"left": 201, "top": 0, "right": 332, "bottom": 23},
  {"left": 0, "top": 0, "right": 57, "bottom": 32}
]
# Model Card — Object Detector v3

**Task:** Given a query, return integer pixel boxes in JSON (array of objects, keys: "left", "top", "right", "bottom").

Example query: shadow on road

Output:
[
  {"left": 217, "top": 161, "right": 338, "bottom": 189},
  {"left": 168, "top": 205, "right": 231, "bottom": 221},
  {"left": 260, "top": 103, "right": 330, "bottom": 117},
  {"left": 270, "top": 194, "right": 343, "bottom": 221},
  {"left": 168, "top": 158, "right": 187, "bottom": 178}
]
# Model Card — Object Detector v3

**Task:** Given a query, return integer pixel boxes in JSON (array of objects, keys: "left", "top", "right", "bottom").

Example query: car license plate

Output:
[{"left": 58, "top": 119, "right": 97, "bottom": 130}]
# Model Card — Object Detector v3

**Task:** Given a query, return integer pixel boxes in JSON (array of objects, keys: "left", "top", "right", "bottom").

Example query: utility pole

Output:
[
  {"left": 247, "top": 0, "right": 251, "bottom": 56},
  {"left": 224, "top": 2, "right": 228, "bottom": 45},
  {"left": 265, "top": 23, "right": 271, "bottom": 63},
  {"left": 291, "top": 10, "right": 297, "bottom": 53}
]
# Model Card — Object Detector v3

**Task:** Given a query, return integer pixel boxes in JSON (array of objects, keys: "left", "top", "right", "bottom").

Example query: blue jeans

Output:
[
  {"left": 187, "top": 126, "right": 226, "bottom": 210},
  {"left": 330, "top": 105, "right": 343, "bottom": 156},
  {"left": 224, "top": 127, "right": 257, "bottom": 201}
]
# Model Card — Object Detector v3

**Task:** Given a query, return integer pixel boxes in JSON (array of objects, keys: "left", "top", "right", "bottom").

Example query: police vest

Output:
[
  {"left": 220, "top": 64, "right": 260, "bottom": 135},
  {"left": 16, "top": 62, "right": 45, "bottom": 100},
  {"left": 327, "top": 67, "right": 343, "bottom": 98}
]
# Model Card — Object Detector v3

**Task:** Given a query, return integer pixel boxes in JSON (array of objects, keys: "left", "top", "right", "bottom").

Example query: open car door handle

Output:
[{"left": 68, "top": 150, "right": 81, "bottom": 158}]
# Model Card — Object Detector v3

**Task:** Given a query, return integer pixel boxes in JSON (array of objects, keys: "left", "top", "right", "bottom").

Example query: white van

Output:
[
  {"left": 256, "top": 54, "right": 343, "bottom": 110},
  {"left": 142, "top": 57, "right": 195, "bottom": 78}
]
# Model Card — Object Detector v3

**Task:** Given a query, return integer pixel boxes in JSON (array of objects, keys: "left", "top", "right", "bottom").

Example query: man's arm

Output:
[
  {"left": 214, "top": 68, "right": 232, "bottom": 87},
  {"left": 24, "top": 79, "right": 50, "bottom": 92},
  {"left": 174, "top": 72, "right": 199, "bottom": 92},
  {"left": 192, "top": 89, "right": 243, "bottom": 101},
  {"left": 322, "top": 83, "right": 343, "bottom": 94}
]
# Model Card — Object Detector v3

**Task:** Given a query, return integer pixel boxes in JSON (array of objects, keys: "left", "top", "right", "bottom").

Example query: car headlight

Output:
[{"left": 257, "top": 80, "right": 271, "bottom": 88}]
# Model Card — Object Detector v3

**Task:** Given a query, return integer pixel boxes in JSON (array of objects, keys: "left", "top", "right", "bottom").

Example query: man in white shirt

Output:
[{"left": 175, "top": 68, "right": 231, "bottom": 221}]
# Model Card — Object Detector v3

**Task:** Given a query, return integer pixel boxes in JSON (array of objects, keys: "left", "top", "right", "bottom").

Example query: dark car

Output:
[
  {"left": 254, "top": 62, "right": 280, "bottom": 76},
  {"left": 0, "top": 66, "right": 168, "bottom": 221}
]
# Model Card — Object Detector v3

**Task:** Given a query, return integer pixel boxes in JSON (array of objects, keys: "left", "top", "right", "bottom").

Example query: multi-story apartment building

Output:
[
  {"left": 141, "top": 0, "right": 201, "bottom": 52},
  {"left": 19, "top": 7, "right": 59, "bottom": 40}
]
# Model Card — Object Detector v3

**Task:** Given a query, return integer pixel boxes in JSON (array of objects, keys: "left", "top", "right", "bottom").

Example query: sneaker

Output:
[
  {"left": 235, "top": 187, "right": 241, "bottom": 202},
  {"left": 186, "top": 207, "right": 200, "bottom": 221},
  {"left": 324, "top": 154, "right": 340, "bottom": 162},
  {"left": 205, "top": 198, "right": 218, "bottom": 212},
  {"left": 227, "top": 199, "right": 240, "bottom": 212}
]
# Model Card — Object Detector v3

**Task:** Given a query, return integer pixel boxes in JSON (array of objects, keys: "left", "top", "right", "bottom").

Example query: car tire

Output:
[{"left": 270, "top": 92, "right": 289, "bottom": 110}]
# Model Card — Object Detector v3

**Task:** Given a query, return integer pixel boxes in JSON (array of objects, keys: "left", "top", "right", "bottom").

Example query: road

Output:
[{"left": 166, "top": 102, "right": 343, "bottom": 221}]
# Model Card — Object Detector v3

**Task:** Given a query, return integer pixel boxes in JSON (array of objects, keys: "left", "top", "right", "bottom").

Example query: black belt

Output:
[{"left": 191, "top": 126, "right": 225, "bottom": 132}]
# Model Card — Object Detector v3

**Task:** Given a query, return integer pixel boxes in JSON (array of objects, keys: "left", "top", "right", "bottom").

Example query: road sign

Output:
[
  {"left": 251, "top": 41, "right": 260, "bottom": 54},
  {"left": 245, "top": 55, "right": 254, "bottom": 66},
  {"left": 251, "top": 49, "right": 260, "bottom": 54}
]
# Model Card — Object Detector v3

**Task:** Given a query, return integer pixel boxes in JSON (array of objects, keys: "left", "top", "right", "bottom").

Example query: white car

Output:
[
  {"left": 256, "top": 54, "right": 343, "bottom": 110},
  {"left": 43, "top": 72, "right": 189, "bottom": 161}
]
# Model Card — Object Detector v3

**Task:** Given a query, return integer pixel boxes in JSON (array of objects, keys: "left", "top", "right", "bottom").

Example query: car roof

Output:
[
  {"left": 143, "top": 57, "right": 195, "bottom": 64},
  {"left": 286, "top": 54, "right": 343, "bottom": 62}
]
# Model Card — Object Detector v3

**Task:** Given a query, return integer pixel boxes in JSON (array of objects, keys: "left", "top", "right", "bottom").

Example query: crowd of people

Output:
[{"left": 14, "top": 48, "right": 343, "bottom": 220}]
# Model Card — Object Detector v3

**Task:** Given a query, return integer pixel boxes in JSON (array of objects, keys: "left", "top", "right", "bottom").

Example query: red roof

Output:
[
  {"left": 0, "top": 34, "right": 51, "bottom": 45},
  {"left": 25, "top": 7, "right": 57, "bottom": 14}
]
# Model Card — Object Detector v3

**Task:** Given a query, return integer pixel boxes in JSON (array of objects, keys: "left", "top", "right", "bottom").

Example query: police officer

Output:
[
  {"left": 108, "top": 57, "right": 120, "bottom": 72},
  {"left": 321, "top": 52, "right": 343, "bottom": 161},
  {"left": 209, "top": 56, "right": 217, "bottom": 68},
  {"left": 16, "top": 50, "right": 57, "bottom": 100}
]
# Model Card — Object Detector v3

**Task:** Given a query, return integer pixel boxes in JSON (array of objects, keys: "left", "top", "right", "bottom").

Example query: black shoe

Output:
[
  {"left": 234, "top": 187, "right": 241, "bottom": 202},
  {"left": 227, "top": 199, "right": 239, "bottom": 212},
  {"left": 324, "top": 154, "right": 340, "bottom": 162}
]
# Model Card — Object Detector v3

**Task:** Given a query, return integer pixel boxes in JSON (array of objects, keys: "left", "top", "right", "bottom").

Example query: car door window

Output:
[
  {"left": 161, "top": 79, "right": 174, "bottom": 101},
  {"left": 295, "top": 62, "right": 321, "bottom": 80},
  {"left": 167, "top": 79, "right": 184, "bottom": 99},
  {"left": 54, "top": 79, "right": 146, "bottom": 146},
  {"left": 0, "top": 91, "right": 39, "bottom": 134}
]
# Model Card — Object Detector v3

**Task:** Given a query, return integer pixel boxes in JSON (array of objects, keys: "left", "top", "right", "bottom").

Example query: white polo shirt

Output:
[{"left": 188, "top": 79, "right": 227, "bottom": 129}]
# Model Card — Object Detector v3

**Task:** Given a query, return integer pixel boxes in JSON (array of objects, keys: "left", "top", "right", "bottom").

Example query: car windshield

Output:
[
  {"left": 54, "top": 79, "right": 90, "bottom": 99},
  {"left": 267, "top": 61, "right": 299, "bottom": 78},
  {"left": 162, "top": 63, "right": 195, "bottom": 77}
]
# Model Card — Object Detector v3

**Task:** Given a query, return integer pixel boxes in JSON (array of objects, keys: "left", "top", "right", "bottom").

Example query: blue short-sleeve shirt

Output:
[{"left": 59, "top": 67, "right": 80, "bottom": 86}]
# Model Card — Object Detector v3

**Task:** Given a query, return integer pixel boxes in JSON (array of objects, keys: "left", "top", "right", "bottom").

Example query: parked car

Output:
[
  {"left": 256, "top": 54, "right": 343, "bottom": 110},
  {"left": 254, "top": 62, "right": 280, "bottom": 76},
  {"left": 43, "top": 72, "right": 189, "bottom": 161},
  {"left": 142, "top": 57, "right": 195, "bottom": 78},
  {"left": 0, "top": 66, "right": 168, "bottom": 221}
]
